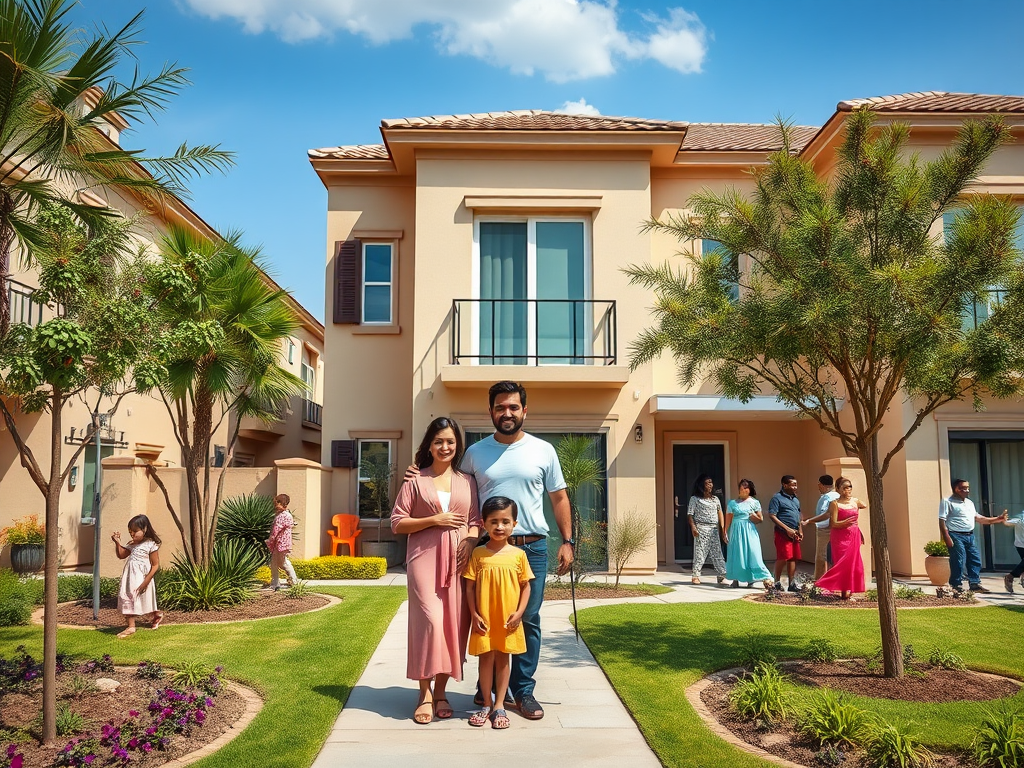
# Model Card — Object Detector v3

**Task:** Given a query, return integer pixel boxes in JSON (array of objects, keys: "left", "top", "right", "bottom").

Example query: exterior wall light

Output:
[{"left": 634, "top": 424, "right": 643, "bottom": 443}]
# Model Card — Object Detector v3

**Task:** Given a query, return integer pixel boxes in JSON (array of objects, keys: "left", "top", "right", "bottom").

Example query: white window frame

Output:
[
  {"left": 300, "top": 362, "right": 316, "bottom": 399},
  {"left": 361, "top": 242, "right": 394, "bottom": 325},
  {"left": 471, "top": 216, "right": 592, "bottom": 365},
  {"left": 356, "top": 438, "right": 393, "bottom": 517}
]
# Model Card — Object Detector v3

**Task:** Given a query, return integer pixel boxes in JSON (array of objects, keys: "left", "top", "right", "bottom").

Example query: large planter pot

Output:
[
  {"left": 924, "top": 555, "right": 950, "bottom": 586},
  {"left": 362, "top": 541, "right": 402, "bottom": 568},
  {"left": 10, "top": 543, "right": 44, "bottom": 575}
]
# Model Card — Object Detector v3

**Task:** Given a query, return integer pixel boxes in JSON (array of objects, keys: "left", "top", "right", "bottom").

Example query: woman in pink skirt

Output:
[
  {"left": 814, "top": 477, "right": 867, "bottom": 600},
  {"left": 392, "top": 417, "right": 481, "bottom": 724}
]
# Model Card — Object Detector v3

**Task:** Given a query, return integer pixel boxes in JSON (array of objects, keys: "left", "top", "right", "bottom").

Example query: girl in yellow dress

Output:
[{"left": 464, "top": 496, "right": 533, "bottom": 729}]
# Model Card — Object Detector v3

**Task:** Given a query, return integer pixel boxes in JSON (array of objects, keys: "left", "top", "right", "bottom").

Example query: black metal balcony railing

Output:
[
  {"left": 302, "top": 398, "right": 322, "bottom": 427},
  {"left": 451, "top": 299, "right": 617, "bottom": 366},
  {"left": 7, "top": 279, "right": 46, "bottom": 327},
  {"left": 963, "top": 288, "right": 1005, "bottom": 331}
]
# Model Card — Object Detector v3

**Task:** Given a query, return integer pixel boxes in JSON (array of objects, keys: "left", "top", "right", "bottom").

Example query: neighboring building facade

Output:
[
  {"left": 0, "top": 99, "right": 324, "bottom": 571},
  {"left": 311, "top": 92, "right": 1024, "bottom": 577}
]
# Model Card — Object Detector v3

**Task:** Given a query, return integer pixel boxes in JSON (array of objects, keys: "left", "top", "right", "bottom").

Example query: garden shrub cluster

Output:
[
  {"left": 215, "top": 493, "right": 276, "bottom": 562},
  {"left": 159, "top": 540, "right": 264, "bottom": 611},
  {"left": 0, "top": 571, "right": 36, "bottom": 627},
  {"left": 255, "top": 555, "right": 387, "bottom": 582},
  {"left": 55, "top": 574, "right": 119, "bottom": 604}
]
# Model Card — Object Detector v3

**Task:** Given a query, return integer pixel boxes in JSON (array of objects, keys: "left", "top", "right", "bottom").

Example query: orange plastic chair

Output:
[{"left": 328, "top": 513, "right": 362, "bottom": 557}]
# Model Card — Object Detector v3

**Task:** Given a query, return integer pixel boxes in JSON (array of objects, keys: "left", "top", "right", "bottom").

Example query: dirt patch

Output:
[
  {"left": 2, "top": 665, "right": 248, "bottom": 768},
  {"left": 54, "top": 591, "right": 331, "bottom": 628},
  {"left": 543, "top": 583, "right": 663, "bottom": 600},
  {"left": 747, "top": 591, "right": 978, "bottom": 609}
]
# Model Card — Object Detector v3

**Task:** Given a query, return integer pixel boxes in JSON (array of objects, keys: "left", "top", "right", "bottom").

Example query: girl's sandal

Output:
[
  {"left": 691, "top": 577, "right": 701, "bottom": 585},
  {"left": 490, "top": 709, "right": 510, "bottom": 729},
  {"left": 151, "top": 612, "right": 164, "bottom": 630},
  {"left": 413, "top": 699, "right": 433, "bottom": 725},
  {"left": 433, "top": 699, "right": 453, "bottom": 719},
  {"left": 116, "top": 629, "right": 135, "bottom": 639},
  {"left": 468, "top": 708, "right": 491, "bottom": 727}
]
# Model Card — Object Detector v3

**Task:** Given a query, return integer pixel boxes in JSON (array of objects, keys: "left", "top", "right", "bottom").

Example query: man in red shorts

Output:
[{"left": 768, "top": 475, "right": 802, "bottom": 591}]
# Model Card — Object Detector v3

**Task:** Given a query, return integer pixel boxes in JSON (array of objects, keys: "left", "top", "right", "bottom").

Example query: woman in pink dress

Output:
[
  {"left": 814, "top": 476, "right": 867, "bottom": 600},
  {"left": 392, "top": 417, "right": 482, "bottom": 725}
]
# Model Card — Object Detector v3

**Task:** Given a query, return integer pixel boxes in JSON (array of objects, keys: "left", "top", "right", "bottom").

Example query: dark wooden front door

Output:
[{"left": 673, "top": 444, "right": 726, "bottom": 562}]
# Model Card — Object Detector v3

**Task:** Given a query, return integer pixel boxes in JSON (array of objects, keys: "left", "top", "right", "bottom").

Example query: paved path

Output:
[{"left": 310, "top": 570, "right": 1022, "bottom": 768}]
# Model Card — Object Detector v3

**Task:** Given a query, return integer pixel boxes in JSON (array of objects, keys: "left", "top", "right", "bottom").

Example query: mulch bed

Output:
[
  {"left": 747, "top": 591, "right": 978, "bottom": 609},
  {"left": 543, "top": 583, "right": 662, "bottom": 600},
  {"left": 1, "top": 667, "right": 246, "bottom": 768},
  {"left": 698, "top": 661, "right": 1021, "bottom": 768},
  {"left": 55, "top": 591, "right": 331, "bottom": 628}
]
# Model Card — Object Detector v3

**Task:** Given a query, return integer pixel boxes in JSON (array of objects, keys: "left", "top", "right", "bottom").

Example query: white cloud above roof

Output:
[
  {"left": 554, "top": 98, "right": 601, "bottom": 116},
  {"left": 181, "top": 0, "right": 708, "bottom": 82}
]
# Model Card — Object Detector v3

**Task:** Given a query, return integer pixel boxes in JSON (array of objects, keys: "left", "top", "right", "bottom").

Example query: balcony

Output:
[
  {"left": 443, "top": 299, "right": 629, "bottom": 389},
  {"left": 7, "top": 279, "right": 47, "bottom": 326},
  {"left": 301, "top": 398, "right": 322, "bottom": 429}
]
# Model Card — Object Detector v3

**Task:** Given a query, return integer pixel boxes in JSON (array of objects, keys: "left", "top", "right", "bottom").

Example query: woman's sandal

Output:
[
  {"left": 116, "top": 629, "right": 135, "bottom": 639},
  {"left": 490, "top": 708, "right": 510, "bottom": 729},
  {"left": 151, "top": 611, "right": 164, "bottom": 630},
  {"left": 717, "top": 575, "right": 726, "bottom": 584},
  {"left": 413, "top": 698, "right": 433, "bottom": 725},
  {"left": 468, "top": 708, "right": 491, "bottom": 727},
  {"left": 433, "top": 699, "right": 453, "bottom": 719},
  {"left": 691, "top": 576, "right": 701, "bottom": 585}
]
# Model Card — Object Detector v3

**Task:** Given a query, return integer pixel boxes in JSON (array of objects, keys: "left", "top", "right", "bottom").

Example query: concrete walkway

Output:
[{"left": 310, "top": 569, "right": 1022, "bottom": 768}]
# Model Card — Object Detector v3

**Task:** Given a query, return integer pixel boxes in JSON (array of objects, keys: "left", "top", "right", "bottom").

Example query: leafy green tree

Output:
[
  {"left": 626, "top": 109, "right": 1022, "bottom": 677},
  {"left": 0, "top": 0, "right": 232, "bottom": 335},
  {"left": 0, "top": 202, "right": 149, "bottom": 743},
  {"left": 140, "top": 226, "right": 304, "bottom": 566}
]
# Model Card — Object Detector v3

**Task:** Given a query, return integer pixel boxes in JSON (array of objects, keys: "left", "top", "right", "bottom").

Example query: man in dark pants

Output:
[{"left": 939, "top": 478, "right": 1005, "bottom": 593}]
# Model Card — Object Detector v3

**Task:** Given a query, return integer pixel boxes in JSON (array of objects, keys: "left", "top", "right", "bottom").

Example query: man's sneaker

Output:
[
  {"left": 1005, "top": 574, "right": 1015, "bottom": 593},
  {"left": 971, "top": 584, "right": 991, "bottom": 594},
  {"left": 773, "top": 582, "right": 783, "bottom": 591},
  {"left": 515, "top": 693, "right": 544, "bottom": 720},
  {"left": 787, "top": 583, "right": 800, "bottom": 593}
]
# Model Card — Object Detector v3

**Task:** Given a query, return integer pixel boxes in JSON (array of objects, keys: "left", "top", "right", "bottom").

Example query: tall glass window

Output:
[
  {"left": 362, "top": 243, "right": 393, "bottom": 324},
  {"left": 702, "top": 239, "right": 739, "bottom": 302}
]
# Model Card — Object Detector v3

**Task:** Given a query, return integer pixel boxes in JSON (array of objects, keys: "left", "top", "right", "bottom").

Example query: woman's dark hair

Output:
[
  {"left": 127, "top": 514, "right": 161, "bottom": 545},
  {"left": 414, "top": 416, "right": 465, "bottom": 470},
  {"left": 738, "top": 478, "right": 757, "bottom": 498},
  {"left": 691, "top": 474, "right": 715, "bottom": 499},
  {"left": 481, "top": 496, "right": 518, "bottom": 522}
]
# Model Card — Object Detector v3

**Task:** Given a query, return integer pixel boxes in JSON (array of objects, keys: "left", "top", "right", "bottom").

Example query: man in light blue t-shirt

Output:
[
  {"left": 460, "top": 381, "right": 574, "bottom": 721},
  {"left": 938, "top": 478, "right": 1005, "bottom": 593},
  {"left": 802, "top": 475, "right": 839, "bottom": 580}
]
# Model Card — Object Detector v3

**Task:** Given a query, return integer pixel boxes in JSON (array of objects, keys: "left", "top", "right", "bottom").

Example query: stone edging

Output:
[
  {"left": 31, "top": 592, "right": 342, "bottom": 630},
  {"left": 740, "top": 594, "right": 990, "bottom": 610},
  {"left": 684, "top": 663, "right": 1022, "bottom": 768}
]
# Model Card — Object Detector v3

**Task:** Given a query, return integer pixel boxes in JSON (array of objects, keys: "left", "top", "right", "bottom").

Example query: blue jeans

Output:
[
  {"left": 948, "top": 530, "right": 982, "bottom": 588},
  {"left": 509, "top": 538, "right": 547, "bottom": 700}
]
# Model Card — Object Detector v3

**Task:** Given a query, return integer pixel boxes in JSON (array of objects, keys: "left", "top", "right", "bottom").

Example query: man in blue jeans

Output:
[
  {"left": 460, "top": 381, "right": 574, "bottom": 720},
  {"left": 938, "top": 478, "right": 1006, "bottom": 594}
]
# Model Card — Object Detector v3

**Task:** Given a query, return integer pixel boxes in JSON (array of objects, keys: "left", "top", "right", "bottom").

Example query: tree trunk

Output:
[
  {"left": 41, "top": 386, "right": 63, "bottom": 744},
  {"left": 862, "top": 435, "right": 904, "bottom": 678},
  {"left": 193, "top": 387, "right": 214, "bottom": 565},
  {"left": 0, "top": 196, "right": 15, "bottom": 337}
]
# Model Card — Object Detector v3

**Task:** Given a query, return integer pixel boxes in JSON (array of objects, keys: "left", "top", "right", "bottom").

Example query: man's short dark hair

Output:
[
  {"left": 951, "top": 478, "right": 968, "bottom": 491},
  {"left": 781, "top": 475, "right": 796, "bottom": 485},
  {"left": 819, "top": 475, "right": 834, "bottom": 486},
  {"left": 488, "top": 380, "right": 527, "bottom": 409}
]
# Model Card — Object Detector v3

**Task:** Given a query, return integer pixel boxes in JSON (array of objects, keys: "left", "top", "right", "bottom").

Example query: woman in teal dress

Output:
[{"left": 725, "top": 479, "right": 774, "bottom": 588}]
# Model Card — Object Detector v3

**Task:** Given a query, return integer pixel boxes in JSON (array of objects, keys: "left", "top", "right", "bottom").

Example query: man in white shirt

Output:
[
  {"left": 802, "top": 475, "right": 839, "bottom": 580},
  {"left": 938, "top": 478, "right": 1006, "bottom": 593}
]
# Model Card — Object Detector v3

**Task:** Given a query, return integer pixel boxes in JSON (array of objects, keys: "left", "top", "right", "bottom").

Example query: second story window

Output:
[
  {"left": 944, "top": 208, "right": 1023, "bottom": 330},
  {"left": 301, "top": 360, "right": 316, "bottom": 398},
  {"left": 362, "top": 243, "right": 393, "bottom": 324},
  {"left": 702, "top": 239, "right": 739, "bottom": 302}
]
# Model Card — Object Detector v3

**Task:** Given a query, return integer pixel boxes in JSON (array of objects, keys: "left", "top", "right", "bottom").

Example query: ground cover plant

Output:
[
  {"left": 577, "top": 599, "right": 1024, "bottom": 768},
  {"left": 0, "top": 586, "right": 404, "bottom": 768}
]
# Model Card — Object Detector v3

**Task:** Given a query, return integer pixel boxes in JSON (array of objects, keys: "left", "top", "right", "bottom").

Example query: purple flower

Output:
[
  {"left": 142, "top": 743, "right": 152, "bottom": 753},
  {"left": 204, "top": 697, "right": 213, "bottom": 706},
  {"left": 145, "top": 726, "right": 156, "bottom": 737},
  {"left": 194, "top": 710, "right": 206, "bottom": 723},
  {"left": 128, "top": 710, "right": 139, "bottom": 718},
  {"left": 214, "top": 666, "right": 222, "bottom": 673},
  {"left": 127, "top": 738, "right": 138, "bottom": 749},
  {"left": 84, "top": 756, "right": 95, "bottom": 765}
]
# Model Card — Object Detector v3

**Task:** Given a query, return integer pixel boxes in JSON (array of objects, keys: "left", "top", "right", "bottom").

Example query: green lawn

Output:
[
  {"left": 578, "top": 600, "right": 1024, "bottom": 768},
  {"left": 0, "top": 586, "right": 405, "bottom": 768}
]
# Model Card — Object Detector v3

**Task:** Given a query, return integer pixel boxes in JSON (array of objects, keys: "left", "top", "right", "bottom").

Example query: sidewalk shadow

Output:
[{"left": 328, "top": 685, "right": 479, "bottom": 721}]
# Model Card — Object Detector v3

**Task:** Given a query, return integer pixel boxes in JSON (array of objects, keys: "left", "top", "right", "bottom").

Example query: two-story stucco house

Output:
[{"left": 310, "top": 92, "right": 1024, "bottom": 577}]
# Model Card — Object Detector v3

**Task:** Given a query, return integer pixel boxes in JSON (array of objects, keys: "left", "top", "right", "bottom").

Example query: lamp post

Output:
[{"left": 90, "top": 412, "right": 103, "bottom": 621}]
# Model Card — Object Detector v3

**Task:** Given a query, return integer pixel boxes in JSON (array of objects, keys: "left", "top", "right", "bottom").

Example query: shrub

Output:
[
  {"left": 973, "top": 707, "right": 1024, "bottom": 768},
  {"left": 255, "top": 555, "right": 387, "bottom": 583},
  {"left": 56, "top": 574, "right": 119, "bottom": 604},
  {"left": 0, "top": 515, "right": 44, "bottom": 546},
  {"left": 215, "top": 493, "right": 276, "bottom": 560},
  {"left": 160, "top": 539, "right": 263, "bottom": 610},
  {"left": 806, "top": 638, "right": 842, "bottom": 663},
  {"left": 607, "top": 507, "right": 656, "bottom": 588},
  {"left": 54, "top": 703, "right": 86, "bottom": 737},
  {"left": 863, "top": 720, "right": 934, "bottom": 768},
  {"left": 798, "top": 689, "right": 868, "bottom": 748},
  {"left": 923, "top": 540, "right": 949, "bottom": 557},
  {"left": 893, "top": 584, "right": 925, "bottom": 600},
  {"left": 927, "top": 646, "right": 967, "bottom": 671},
  {"left": 739, "top": 631, "right": 777, "bottom": 668},
  {"left": 284, "top": 581, "right": 310, "bottom": 599},
  {"left": 0, "top": 571, "right": 35, "bottom": 626},
  {"left": 171, "top": 660, "right": 213, "bottom": 689},
  {"left": 730, "top": 662, "right": 790, "bottom": 722},
  {"left": 135, "top": 660, "right": 165, "bottom": 680}
]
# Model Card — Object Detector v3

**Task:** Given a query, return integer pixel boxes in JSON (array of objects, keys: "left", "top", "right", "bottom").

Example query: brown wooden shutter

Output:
[
  {"left": 333, "top": 239, "right": 361, "bottom": 324},
  {"left": 331, "top": 439, "right": 358, "bottom": 468}
]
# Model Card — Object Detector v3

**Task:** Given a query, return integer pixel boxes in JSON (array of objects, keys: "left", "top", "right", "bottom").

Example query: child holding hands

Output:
[
  {"left": 111, "top": 514, "right": 163, "bottom": 638},
  {"left": 464, "top": 496, "right": 533, "bottom": 730}
]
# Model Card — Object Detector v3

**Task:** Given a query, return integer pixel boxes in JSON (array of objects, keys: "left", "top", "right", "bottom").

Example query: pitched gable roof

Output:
[
  {"left": 308, "top": 144, "right": 389, "bottom": 160},
  {"left": 838, "top": 91, "right": 1024, "bottom": 113},
  {"left": 681, "top": 123, "right": 818, "bottom": 152},
  {"left": 380, "top": 110, "right": 688, "bottom": 132}
]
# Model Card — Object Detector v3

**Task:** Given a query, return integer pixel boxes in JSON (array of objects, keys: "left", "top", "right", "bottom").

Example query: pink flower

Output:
[{"left": 11, "top": 755, "right": 23, "bottom": 768}]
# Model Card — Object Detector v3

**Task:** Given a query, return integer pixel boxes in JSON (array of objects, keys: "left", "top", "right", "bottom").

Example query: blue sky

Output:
[{"left": 69, "top": 0, "right": 1024, "bottom": 321}]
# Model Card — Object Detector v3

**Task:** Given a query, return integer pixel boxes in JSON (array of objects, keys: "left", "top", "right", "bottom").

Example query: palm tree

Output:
[
  {"left": 141, "top": 225, "right": 304, "bottom": 566},
  {"left": 0, "top": 0, "right": 233, "bottom": 335}
]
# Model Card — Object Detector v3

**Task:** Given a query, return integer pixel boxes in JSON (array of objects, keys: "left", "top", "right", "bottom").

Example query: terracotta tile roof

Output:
[
  {"left": 380, "top": 110, "right": 688, "bottom": 132},
  {"left": 308, "top": 144, "right": 390, "bottom": 160},
  {"left": 838, "top": 91, "right": 1024, "bottom": 113},
  {"left": 681, "top": 123, "right": 819, "bottom": 152}
]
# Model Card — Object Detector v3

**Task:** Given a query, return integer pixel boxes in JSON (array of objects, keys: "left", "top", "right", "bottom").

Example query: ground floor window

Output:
[{"left": 357, "top": 439, "right": 393, "bottom": 517}]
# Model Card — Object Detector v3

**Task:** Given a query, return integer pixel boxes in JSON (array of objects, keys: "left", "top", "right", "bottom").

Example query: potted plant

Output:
[
  {"left": 358, "top": 456, "right": 401, "bottom": 567},
  {"left": 0, "top": 514, "right": 46, "bottom": 575},
  {"left": 924, "top": 540, "right": 950, "bottom": 586}
]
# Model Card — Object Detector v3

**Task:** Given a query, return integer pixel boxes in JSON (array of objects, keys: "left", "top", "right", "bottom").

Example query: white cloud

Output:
[
  {"left": 554, "top": 98, "right": 601, "bottom": 116},
  {"left": 180, "top": 0, "right": 708, "bottom": 81}
]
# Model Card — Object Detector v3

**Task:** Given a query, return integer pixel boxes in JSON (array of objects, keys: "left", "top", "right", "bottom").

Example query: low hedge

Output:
[
  {"left": 0, "top": 569, "right": 36, "bottom": 626},
  {"left": 256, "top": 556, "right": 387, "bottom": 583},
  {"left": 56, "top": 574, "right": 120, "bottom": 603}
]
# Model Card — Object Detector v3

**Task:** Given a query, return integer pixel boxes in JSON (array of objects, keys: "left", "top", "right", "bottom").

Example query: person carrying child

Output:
[
  {"left": 464, "top": 496, "right": 533, "bottom": 730},
  {"left": 111, "top": 514, "right": 164, "bottom": 639},
  {"left": 267, "top": 494, "right": 298, "bottom": 590}
]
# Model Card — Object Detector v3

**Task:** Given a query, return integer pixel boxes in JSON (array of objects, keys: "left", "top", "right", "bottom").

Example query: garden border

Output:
[
  {"left": 163, "top": 678, "right": 263, "bottom": 767},
  {"left": 31, "top": 592, "right": 342, "bottom": 630},
  {"left": 739, "top": 594, "right": 990, "bottom": 610}
]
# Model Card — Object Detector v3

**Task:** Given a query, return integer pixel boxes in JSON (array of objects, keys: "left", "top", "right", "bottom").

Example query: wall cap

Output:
[
  {"left": 273, "top": 458, "right": 325, "bottom": 469},
  {"left": 101, "top": 456, "right": 146, "bottom": 468}
]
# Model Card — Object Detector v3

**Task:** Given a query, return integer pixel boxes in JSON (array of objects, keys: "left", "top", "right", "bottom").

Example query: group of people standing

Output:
[{"left": 680, "top": 473, "right": 868, "bottom": 600}]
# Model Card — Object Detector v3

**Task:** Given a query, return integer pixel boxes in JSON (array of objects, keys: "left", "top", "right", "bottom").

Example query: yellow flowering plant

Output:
[{"left": 0, "top": 515, "right": 45, "bottom": 546}]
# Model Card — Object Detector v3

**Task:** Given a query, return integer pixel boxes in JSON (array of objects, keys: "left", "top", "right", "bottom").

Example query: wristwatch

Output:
[{"left": 563, "top": 537, "right": 576, "bottom": 547}]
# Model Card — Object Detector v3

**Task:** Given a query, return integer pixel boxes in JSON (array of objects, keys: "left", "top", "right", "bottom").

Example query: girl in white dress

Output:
[{"left": 111, "top": 514, "right": 164, "bottom": 638}]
